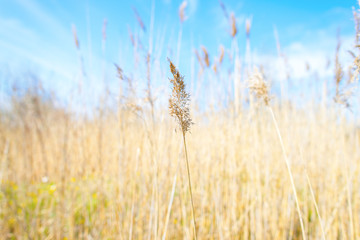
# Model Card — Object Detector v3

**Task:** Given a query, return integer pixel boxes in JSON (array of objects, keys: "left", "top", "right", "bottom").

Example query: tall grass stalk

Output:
[
  {"left": 249, "top": 68, "right": 306, "bottom": 239},
  {"left": 182, "top": 132, "right": 197, "bottom": 240},
  {"left": 299, "top": 147, "right": 326, "bottom": 240},
  {"left": 168, "top": 59, "right": 197, "bottom": 239},
  {"left": 268, "top": 107, "right": 306, "bottom": 240}
]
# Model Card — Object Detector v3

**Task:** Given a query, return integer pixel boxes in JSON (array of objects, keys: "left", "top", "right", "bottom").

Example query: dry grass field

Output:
[{"left": 1, "top": 1, "right": 360, "bottom": 240}]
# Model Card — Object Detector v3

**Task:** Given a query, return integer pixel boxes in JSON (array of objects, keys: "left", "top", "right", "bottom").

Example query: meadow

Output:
[{"left": 0, "top": 1, "right": 360, "bottom": 239}]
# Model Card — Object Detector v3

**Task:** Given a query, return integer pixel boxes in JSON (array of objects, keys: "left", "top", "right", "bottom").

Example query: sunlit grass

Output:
[{"left": 1, "top": 1, "right": 360, "bottom": 239}]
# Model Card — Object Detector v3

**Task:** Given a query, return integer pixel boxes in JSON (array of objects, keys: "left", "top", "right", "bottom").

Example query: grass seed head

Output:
[
  {"left": 230, "top": 12, "right": 237, "bottom": 38},
  {"left": 201, "top": 46, "right": 210, "bottom": 67},
  {"left": 132, "top": 7, "right": 146, "bottom": 32},
  {"left": 72, "top": 25, "right": 80, "bottom": 49},
  {"left": 249, "top": 67, "right": 271, "bottom": 105},
  {"left": 335, "top": 34, "right": 343, "bottom": 93},
  {"left": 218, "top": 45, "right": 225, "bottom": 65},
  {"left": 168, "top": 59, "right": 192, "bottom": 133},
  {"left": 114, "top": 64, "right": 124, "bottom": 80},
  {"left": 179, "top": 1, "right": 188, "bottom": 23},
  {"left": 219, "top": 0, "right": 229, "bottom": 19},
  {"left": 245, "top": 18, "right": 252, "bottom": 38}
]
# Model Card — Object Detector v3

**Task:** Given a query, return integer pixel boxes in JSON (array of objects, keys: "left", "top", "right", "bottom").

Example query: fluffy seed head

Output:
[
  {"left": 218, "top": 45, "right": 225, "bottom": 65},
  {"left": 114, "top": 64, "right": 124, "bottom": 80},
  {"left": 132, "top": 7, "right": 146, "bottom": 32},
  {"left": 179, "top": 1, "right": 188, "bottom": 23},
  {"left": 245, "top": 18, "right": 252, "bottom": 37},
  {"left": 168, "top": 59, "right": 192, "bottom": 133},
  {"left": 334, "top": 38, "right": 343, "bottom": 95},
  {"left": 230, "top": 12, "right": 237, "bottom": 38},
  {"left": 72, "top": 25, "right": 80, "bottom": 49},
  {"left": 249, "top": 67, "right": 271, "bottom": 105},
  {"left": 201, "top": 46, "right": 210, "bottom": 67}
]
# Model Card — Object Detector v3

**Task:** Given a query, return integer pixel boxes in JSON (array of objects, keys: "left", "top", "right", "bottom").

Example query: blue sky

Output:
[{"left": 0, "top": 0, "right": 358, "bottom": 109}]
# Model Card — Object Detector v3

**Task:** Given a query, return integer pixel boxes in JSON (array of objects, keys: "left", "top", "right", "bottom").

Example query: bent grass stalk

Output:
[
  {"left": 168, "top": 59, "right": 197, "bottom": 240},
  {"left": 299, "top": 147, "right": 326, "bottom": 240},
  {"left": 249, "top": 68, "right": 306, "bottom": 240},
  {"left": 268, "top": 107, "right": 306, "bottom": 240}
]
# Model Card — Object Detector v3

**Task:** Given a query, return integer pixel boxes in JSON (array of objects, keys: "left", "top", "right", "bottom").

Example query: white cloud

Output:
[{"left": 253, "top": 30, "right": 355, "bottom": 83}]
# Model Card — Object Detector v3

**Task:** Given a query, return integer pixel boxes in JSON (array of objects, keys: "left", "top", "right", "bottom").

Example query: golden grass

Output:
[
  {"left": 1, "top": 2, "right": 360, "bottom": 239},
  {"left": 0, "top": 99, "right": 359, "bottom": 239}
]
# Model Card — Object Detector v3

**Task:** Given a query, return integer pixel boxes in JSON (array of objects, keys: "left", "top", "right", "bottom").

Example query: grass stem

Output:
[
  {"left": 182, "top": 132, "right": 197, "bottom": 240},
  {"left": 268, "top": 107, "right": 306, "bottom": 240}
]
